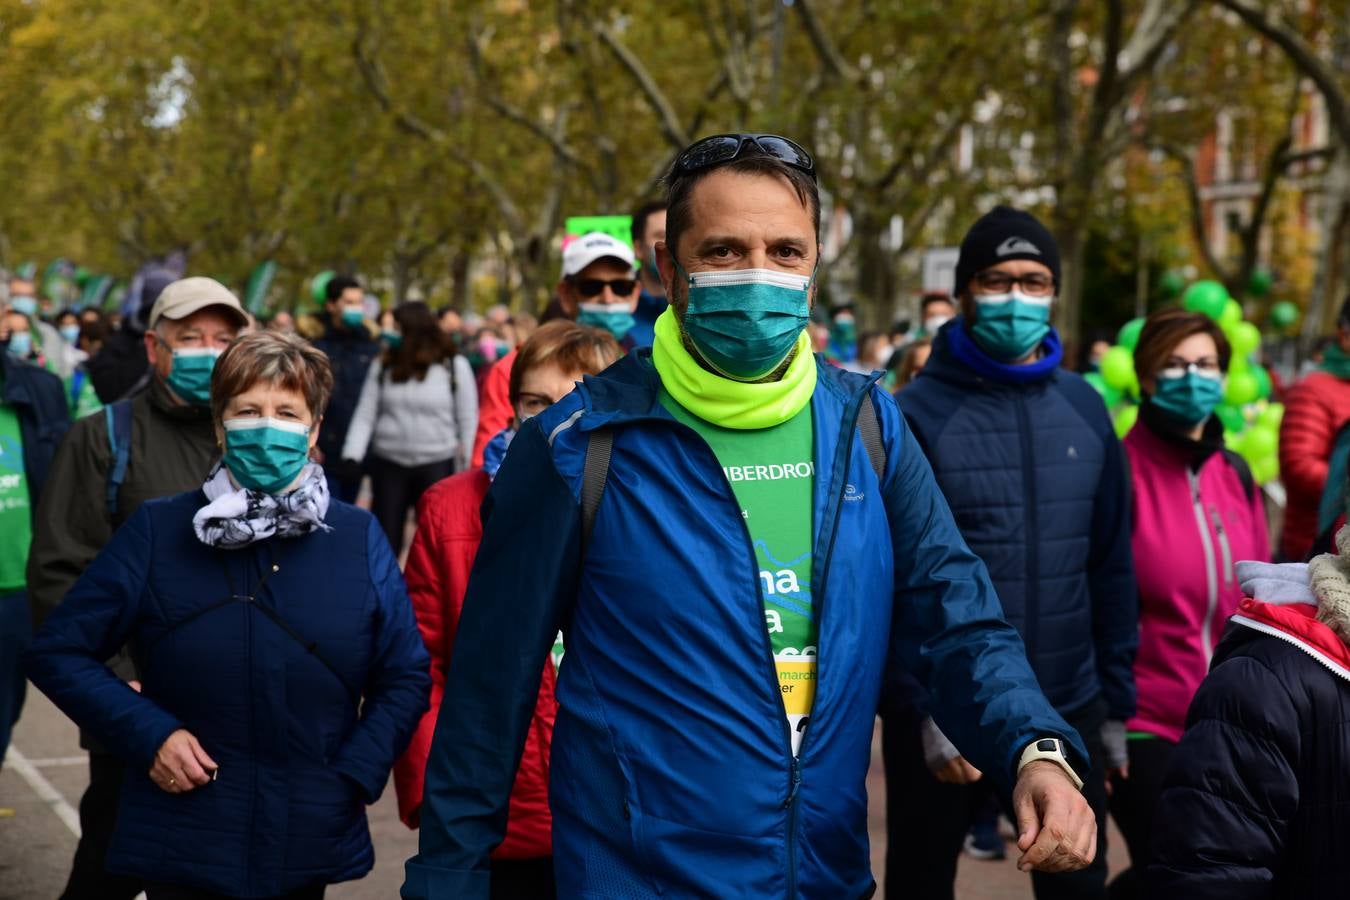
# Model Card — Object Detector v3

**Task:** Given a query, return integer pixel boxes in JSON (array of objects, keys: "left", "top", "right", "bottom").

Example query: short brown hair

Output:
[
  {"left": 211, "top": 331, "right": 334, "bottom": 424},
  {"left": 509, "top": 321, "right": 623, "bottom": 406},
  {"left": 1134, "top": 309, "right": 1232, "bottom": 383}
]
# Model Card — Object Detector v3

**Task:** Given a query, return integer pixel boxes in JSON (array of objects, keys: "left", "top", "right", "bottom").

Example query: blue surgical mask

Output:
[
  {"left": 223, "top": 417, "right": 312, "bottom": 495},
  {"left": 970, "top": 291, "right": 1052, "bottom": 361},
  {"left": 165, "top": 347, "right": 221, "bottom": 407},
  {"left": 576, "top": 303, "right": 635, "bottom": 342},
  {"left": 59, "top": 324, "right": 81, "bottom": 344},
  {"left": 677, "top": 264, "right": 812, "bottom": 380},
  {"left": 6, "top": 331, "right": 32, "bottom": 358},
  {"left": 340, "top": 308, "right": 364, "bottom": 328},
  {"left": 1151, "top": 367, "right": 1224, "bottom": 426},
  {"left": 380, "top": 329, "right": 402, "bottom": 348},
  {"left": 10, "top": 296, "right": 37, "bottom": 318}
]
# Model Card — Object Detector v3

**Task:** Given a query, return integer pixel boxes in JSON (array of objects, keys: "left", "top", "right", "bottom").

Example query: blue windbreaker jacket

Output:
[
  {"left": 896, "top": 320, "right": 1137, "bottom": 722},
  {"left": 27, "top": 492, "right": 431, "bottom": 898},
  {"left": 404, "top": 352, "right": 1085, "bottom": 899}
]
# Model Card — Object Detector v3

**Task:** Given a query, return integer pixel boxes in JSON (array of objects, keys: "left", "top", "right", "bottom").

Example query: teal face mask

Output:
[
  {"left": 380, "top": 329, "right": 402, "bottom": 348},
  {"left": 576, "top": 303, "right": 635, "bottom": 342},
  {"left": 340, "top": 308, "right": 364, "bottom": 328},
  {"left": 6, "top": 331, "right": 32, "bottom": 357},
  {"left": 166, "top": 347, "right": 221, "bottom": 407},
  {"left": 677, "top": 263, "right": 812, "bottom": 380},
  {"left": 1151, "top": 367, "right": 1224, "bottom": 426},
  {"left": 971, "top": 291, "right": 1052, "bottom": 361},
  {"left": 10, "top": 296, "right": 37, "bottom": 318},
  {"left": 223, "top": 417, "right": 312, "bottom": 494}
]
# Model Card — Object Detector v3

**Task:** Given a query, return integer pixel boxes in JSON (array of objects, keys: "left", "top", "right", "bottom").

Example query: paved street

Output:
[{"left": 3, "top": 690, "right": 1125, "bottom": 898}]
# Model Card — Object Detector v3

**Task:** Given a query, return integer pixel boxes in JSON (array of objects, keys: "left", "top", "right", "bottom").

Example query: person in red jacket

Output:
[
  {"left": 394, "top": 320, "right": 621, "bottom": 899},
  {"left": 1280, "top": 295, "right": 1350, "bottom": 561},
  {"left": 1112, "top": 309, "right": 1270, "bottom": 898}
]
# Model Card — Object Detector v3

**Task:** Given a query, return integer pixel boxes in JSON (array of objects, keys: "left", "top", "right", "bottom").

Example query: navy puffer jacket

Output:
[
  {"left": 27, "top": 491, "right": 430, "bottom": 898},
  {"left": 896, "top": 320, "right": 1137, "bottom": 720},
  {"left": 1150, "top": 611, "right": 1350, "bottom": 898}
]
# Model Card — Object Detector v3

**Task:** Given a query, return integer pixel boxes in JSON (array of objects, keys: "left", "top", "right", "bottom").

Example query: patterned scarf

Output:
[{"left": 193, "top": 462, "right": 332, "bottom": 549}]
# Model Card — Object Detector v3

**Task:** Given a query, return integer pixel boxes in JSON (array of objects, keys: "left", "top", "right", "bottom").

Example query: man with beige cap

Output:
[{"left": 26, "top": 276, "right": 247, "bottom": 900}]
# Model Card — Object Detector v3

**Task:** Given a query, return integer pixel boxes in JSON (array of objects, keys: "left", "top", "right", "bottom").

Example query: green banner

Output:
[
  {"left": 79, "top": 274, "right": 114, "bottom": 310},
  {"left": 244, "top": 260, "right": 278, "bottom": 314},
  {"left": 565, "top": 215, "right": 633, "bottom": 247}
]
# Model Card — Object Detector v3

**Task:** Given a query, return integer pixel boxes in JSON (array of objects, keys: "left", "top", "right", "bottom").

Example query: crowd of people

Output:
[{"left": 2, "top": 132, "right": 1348, "bottom": 900}]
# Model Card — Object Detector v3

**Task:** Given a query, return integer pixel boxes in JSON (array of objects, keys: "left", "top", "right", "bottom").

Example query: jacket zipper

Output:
[
  {"left": 1189, "top": 471, "right": 1220, "bottom": 664},
  {"left": 1013, "top": 396, "right": 1039, "bottom": 663},
  {"left": 1230, "top": 615, "right": 1350, "bottom": 684},
  {"left": 1210, "top": 507, "right": 1234, "bottom": 588}
]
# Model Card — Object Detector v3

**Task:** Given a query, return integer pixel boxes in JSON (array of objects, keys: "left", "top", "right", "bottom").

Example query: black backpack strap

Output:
[
  {"left": 856, "top": 393, "right": 886, "bottom": 484},
  {"left": 1220, "top": 448, "right": 1257, "bottom": 505},
  {"left": 104, "top": 399, "right": 134, "bottom": 519},
  {"left": 581, "top": 428, "right": 614, "bottom": 552}
]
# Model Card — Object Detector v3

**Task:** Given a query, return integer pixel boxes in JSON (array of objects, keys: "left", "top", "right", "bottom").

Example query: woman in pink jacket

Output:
[{"left": 1110, "top": 309, "right": 1270, "bottom": 898}]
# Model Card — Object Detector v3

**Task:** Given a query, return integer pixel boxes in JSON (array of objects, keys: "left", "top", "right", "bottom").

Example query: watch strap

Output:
[{"left": 1017, "top": 737, "right": 1084, "bottom": 790}]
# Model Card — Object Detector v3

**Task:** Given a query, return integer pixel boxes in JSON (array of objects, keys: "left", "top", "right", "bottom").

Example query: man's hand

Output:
[
  {"left": 1011, "top": 760, "right": 1096, "bottom": 873},
  {"left": 933, "top": 755, "right": 982, "bottom": 785},
  {"left": 150, "top": 729, "right": 218, "bottom": 794}
]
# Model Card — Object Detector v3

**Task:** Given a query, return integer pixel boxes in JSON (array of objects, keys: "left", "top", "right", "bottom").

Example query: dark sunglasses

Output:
[
  {"left": 673, "top": 133, "right": 816, "bottom": 181},
  {"left": 573, "top": 277, "right": 638, "bottom": 298}
]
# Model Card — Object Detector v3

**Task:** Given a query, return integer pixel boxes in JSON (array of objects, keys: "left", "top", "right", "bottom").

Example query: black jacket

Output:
[
  {"left": 310, "top": 313, "right": 380, "bottom": 463},
  {"left": 1, "top": 352, "right": 70, "bottom": 516},
  {"left": 1149, "top": 616, "right": 1350, "bottom": 898}
]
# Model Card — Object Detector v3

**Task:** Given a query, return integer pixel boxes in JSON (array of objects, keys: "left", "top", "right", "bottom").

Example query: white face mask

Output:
[{"left": 924, "top": 315, "right": 952, "bottom": 335}]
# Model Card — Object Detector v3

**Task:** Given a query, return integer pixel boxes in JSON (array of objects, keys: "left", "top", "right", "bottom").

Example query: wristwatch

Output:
[{"left": 1017, "top": 737, "right": 1084, "bottom": 790}]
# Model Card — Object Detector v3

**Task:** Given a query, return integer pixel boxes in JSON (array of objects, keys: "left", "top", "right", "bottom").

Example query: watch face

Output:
[{"left": 1036, "top": 738, "right": 1059, "bottom": 752}]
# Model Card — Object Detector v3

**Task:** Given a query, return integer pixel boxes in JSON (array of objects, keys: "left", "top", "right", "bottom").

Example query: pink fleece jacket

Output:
[{"left": 1124, "top": 421, "right": 1270, "bottom": 741}]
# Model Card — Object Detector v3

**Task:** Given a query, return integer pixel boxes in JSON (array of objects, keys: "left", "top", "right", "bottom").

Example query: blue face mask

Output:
[
  {"left": 970, "top": 291, "right": 1052, "bottom": 361},
  {"left": 380, "top": 329, "right": 402, "bottom": 348},
  {"left": 10, "top": 296, "right": 37, "bottom": 318},
  {"left": 59, "top": 324, "right": 81, "bottom": 344},
  {"left": 576, "top": 303, "right": 636, "bottom": 342},
  {"left": 6, "top": 331, "right": 32, "bottom": 358},
  {"left": 165, "top": 347, "right": 221, "bottom": 407},
  {"left": 1151, "top": 367, "right": 1224, "bottom": 426},
  {"left": 223, "top": 417, "right": 312, "bottom": 495},
  {"left": 677, "top": 263, "right": 813, "bottom": 380},
  {"left": 340, "top": 308, "right": 364, "bottom": 328}
]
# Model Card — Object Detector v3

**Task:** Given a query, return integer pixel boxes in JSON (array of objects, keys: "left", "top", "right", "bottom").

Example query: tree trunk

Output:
[
  {"left": 852, "top": 210, "right": 899, "bottom": 329},
  {"left": 1307, "top": 154, "right": 1350, "bottom": 337},
  {"left": 1052, "top": 219, "right": 1088, "bottom": 364},
  {"left": 449, "top": 246, "right": 471, "bottom": 312}
]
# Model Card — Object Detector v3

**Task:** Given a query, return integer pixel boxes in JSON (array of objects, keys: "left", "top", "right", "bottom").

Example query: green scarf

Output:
[
  {"left": 1323, "top": 344, "right": 1350, "bottom": 380},
  {"left": 651, "top": 309, "right": 816, "bottom": 430}
]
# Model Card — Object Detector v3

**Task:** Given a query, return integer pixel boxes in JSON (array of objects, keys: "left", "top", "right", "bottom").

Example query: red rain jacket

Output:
[
  {"left": 471, "top": 351, "right": 516, "bottom": 469},
  {"left": 1279, "top": 371, "right": 1350, "bottom": 560}
]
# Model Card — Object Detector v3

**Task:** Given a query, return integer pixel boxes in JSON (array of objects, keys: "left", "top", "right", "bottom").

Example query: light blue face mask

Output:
[
  {"left": 223, "top": 417, "right": 312, "bottom": 495},
  {"left": 165, "top": 347, "right": 221, "bottom": 407},
  {"left": 576, "top": 303, "right": 636, "bottom": 342},
  {"left": 59, "top": 324, "right": 81, "bottom": 344},
  {"left": 340, "top": 308, "right": 365, "bottom": 328},
  {"left": 676, "top": 263, "right": 813, "bottom": 380},
  {"left": 971, "top": 291, "right": 1052, "bottom": 361},
  {"left": 6, "top": 331, "right": 32, "bottom": 358},
  {"left": 9, "top": 296, "right": 37, "bottom": 318},
  {"left": 1151, "top": 366, "right": 1224, "bottom": 426}
]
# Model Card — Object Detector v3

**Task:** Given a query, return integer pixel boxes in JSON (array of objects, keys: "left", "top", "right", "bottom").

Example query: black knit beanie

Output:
[{"left": 954, "top": 206, "right": 1061, "bottom": 297}]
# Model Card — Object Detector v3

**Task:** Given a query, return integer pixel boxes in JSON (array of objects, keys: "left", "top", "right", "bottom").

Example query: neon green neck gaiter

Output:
[{"left": 652, "top": 308, "right": 816, "bottom": 430}]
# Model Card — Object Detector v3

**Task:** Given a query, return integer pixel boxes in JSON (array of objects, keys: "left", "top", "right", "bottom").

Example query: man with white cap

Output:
[
  {"left": 26, "top": 276, "right": 247, "bottom": 900},
  {"left": 470, "top": 231, "right": 638, "bottom": 466}
]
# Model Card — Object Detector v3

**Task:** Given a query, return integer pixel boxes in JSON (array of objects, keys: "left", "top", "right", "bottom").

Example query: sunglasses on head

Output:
[
  {"left": 673, "top": 133, "right": 816, "bottom": 181},
  {"left": 573, "top": 277, "right": 638, "bottom": 298}
]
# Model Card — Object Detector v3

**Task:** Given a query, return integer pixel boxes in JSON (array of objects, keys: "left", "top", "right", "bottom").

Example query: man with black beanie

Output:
[{"left": 888, "top": 206, "right": 1138, "bottom": 900}]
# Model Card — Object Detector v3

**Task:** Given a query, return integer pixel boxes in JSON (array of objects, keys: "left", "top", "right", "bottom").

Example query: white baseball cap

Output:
[
  {"left": 562, "top": 232, "right": 636, "bottom": 278},
  {"left": 149, "top": 277, "right": 249, "bottom": 329}
]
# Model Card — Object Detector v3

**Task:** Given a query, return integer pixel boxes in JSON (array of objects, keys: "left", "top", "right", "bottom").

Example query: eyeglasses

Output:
[
  {"left": 673, "top": 133, "right": 816, "bottom": 181},
  {"left": 1159, "top": 359, "right": 1223, "bottom": 380},
  {"left": 573, "top": 278, "right": 638, "bottom": 298},
  {"left": 973, "top": 270, "right": 1056, "bottom": 297}
]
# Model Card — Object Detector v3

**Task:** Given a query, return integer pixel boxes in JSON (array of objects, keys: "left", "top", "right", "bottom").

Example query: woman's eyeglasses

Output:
[{"left": 673, "top": 133, "right": 815, "bottom": 181}]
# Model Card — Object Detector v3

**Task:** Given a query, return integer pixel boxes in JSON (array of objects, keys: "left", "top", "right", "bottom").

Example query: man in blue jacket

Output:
[
  {"left": 405, "top": 136, "right": 1098, "bottom": 899},
  {"left": 891, "top": 206, "right": 1138, "bottom": 900}
]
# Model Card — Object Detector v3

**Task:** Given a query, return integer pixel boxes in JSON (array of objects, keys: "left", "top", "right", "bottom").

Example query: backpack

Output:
[
  {"left": 104, "top": 399, "right": 134, "bottom": 520},
  {"left": 580, "top": 392, "right": 888, "bottom": 548}
]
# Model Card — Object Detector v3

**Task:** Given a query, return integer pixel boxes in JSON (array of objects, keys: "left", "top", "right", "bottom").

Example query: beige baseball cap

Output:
[{"left": 148, "top": 277, "right": 249, "bottom": 330}]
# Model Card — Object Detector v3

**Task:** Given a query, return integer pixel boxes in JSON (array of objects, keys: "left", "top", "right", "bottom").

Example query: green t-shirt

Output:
[
  {"left": 662, "top": 389, "right": 817, "bottom": 754},
  {"left": 0, "top": 398, "right": 33, "bottom": 592}
]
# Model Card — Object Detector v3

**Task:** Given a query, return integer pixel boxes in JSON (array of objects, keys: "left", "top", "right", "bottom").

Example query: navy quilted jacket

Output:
[
  {"left": 27, "top": 491, "right": 430, "bottom": 898},
  {"left": 896, "top": 320, "right": 1137, "bottom": 720}
]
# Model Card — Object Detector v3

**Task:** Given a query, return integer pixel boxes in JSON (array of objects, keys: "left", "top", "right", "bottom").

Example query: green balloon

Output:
[
  {"left": 310, "top": 270, "right": 336, "bottom": 304},
  {"left": 1229, "top": 321, "right": 1261, "bottom": 357},
  {"left": 1219, "top": 299, "right": 1243, "bottom": 330},
  {"left": 1117, "top": 318, "right": 1145, "bottom": 351},
  {"left": 1159, "top": 271, "right": 1186, "bottom": 299},
  {"left": 1258, "top": 402, "right": 1284, "bottom": 430},
  {"left": 1101, "top": 346, "right": 1136, "bottom": 392},
  {"left": 1248, "top": 267, "right": 1273, "bottom": 298},
  {"left": 1243, "top": 424, "right": 1277, "bottom": 461},
  {"left": 1270, "top": 300, "right": 1299, "bottom": 331},
  {"left": 1214, "top": 403, "right": 1246, "bottom": 433},
  {"left": 1251, "top": 365, "right": 1273, "bottom": 401},
  {"left": 1252, "top": 455, "right": 1279, "bottom": 485},
  {"left": 1113, "top": 404, "right": 1138, "bottom": 439},
  {"left": 1182, "top": 280, "right": 1229, "bottom": 320},
  {"left": 1225, "top": 370, "right": 1260, "bottom": 406},
  {"left": 1085, "top": 372, "right": 1123, "bottom": 408}
]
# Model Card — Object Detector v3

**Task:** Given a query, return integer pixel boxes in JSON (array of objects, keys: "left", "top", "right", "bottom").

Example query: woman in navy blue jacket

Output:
[{"left": 28, "top": 331, "right": 430, "bottom": 900}]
